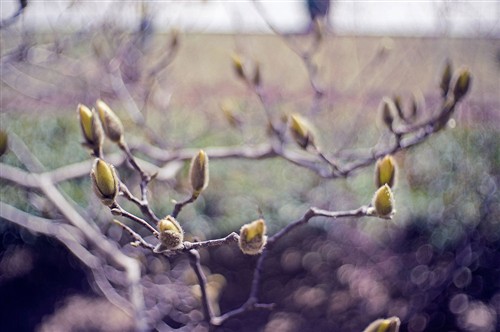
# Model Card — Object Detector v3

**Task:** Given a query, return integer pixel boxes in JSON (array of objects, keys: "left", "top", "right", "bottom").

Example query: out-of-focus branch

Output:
[{"left": 0, "top": 160, "right": 147, "bottom": 331}]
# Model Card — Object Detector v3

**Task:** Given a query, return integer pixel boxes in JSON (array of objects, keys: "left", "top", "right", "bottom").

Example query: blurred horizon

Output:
[{"left": 1, "top": 0, "right": 499, "bottom": 37}]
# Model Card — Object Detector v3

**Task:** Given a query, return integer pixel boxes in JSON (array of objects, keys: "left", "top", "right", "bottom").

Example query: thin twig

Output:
[
  {"left": 188, "top": 249, "right": 214, "bottom": 324},
  {"left": 171, "top": 194, "right": 197, "bottom": 219},
  {"left": 110, "top": 203, "right": 159, "bottom": 237}
]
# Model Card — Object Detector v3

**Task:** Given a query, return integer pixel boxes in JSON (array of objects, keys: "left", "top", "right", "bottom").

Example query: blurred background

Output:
[{"left": 1, "top": 1, "right": 499, "bottom": 331}]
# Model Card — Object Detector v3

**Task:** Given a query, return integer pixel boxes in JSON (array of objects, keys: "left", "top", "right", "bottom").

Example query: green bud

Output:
[
  {"left": 96, "top": 99, "right": 124, "bottom": 143},
  {"left": 189, "top": 150, "right": 209, "bottom": 197},
  {"left": 290, "top": 114, "right": 315, "bottom": 149},
  {"left": 239, "top": 219, "right": 267, "bottom": 255},
  {"left": 0, "top": 130, "right": 8, "bottom": 158},
  {"left": 91, "top": 158, "right": 119, "bottom": 206},
  {"left": 440, "top": 60, "right": 453, "bottom": 98},
  {"left": 154, "top": 215, "right": 184, "bottom": 252},
  {"left": 363, "top": 316, "right": 401, "bottom": 332},
  {"left": 372, "top": 184, "right": 395, "bottom": 217},
  {"left": 452, "top": 68, "right": 471, "bottom": 102},
  {"left": 375, "top": 155, "right": 397, "bottom": 188}
]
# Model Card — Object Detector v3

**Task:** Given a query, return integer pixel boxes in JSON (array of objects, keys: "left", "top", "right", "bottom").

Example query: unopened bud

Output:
[
  {"left": 452, "top": 68, "right": 471, "bottom": 102},
  {"left": 239, "top": 219, "right": 267, "bottom": 255},
  {"left": 380, "top": 98, "right": 395, "bottom": 131},
  {"left": 231, "top": 53, "right": 245, "bottom": 80},
  {"left": 189, "top": 150, "right": 209, "bottom": 197},
  {"left": 376, "top": 155, "right": 397, "bottom": 188},
  {"left": 372, "top": 184, "right": 395, "bottom": 217},
  {"left": 91, "top": 158, "right": 119, "bottom": 206},
  {"left": 440, "top": 60, "right": 453, "bottom": 98},
  {"left": 290, "top": 114, "right": 315, "bottom": 149},
  {"left": 0, "top": 130, "right": 8, "bottom": 158},
  {"left": 154, "top": 215, "right": 184, "bottom": 252},
  {"left": 96, "top": 99, "right": 124, "bottom": 143},
  {"left": 78, "top": 104, "right": 103, "bottom": 156},
  {"left": 78, "top": 104, "right": 94, "bottom": 143},
  {"left": 363, "top": 316, "right": 401, "bottom": 332}
]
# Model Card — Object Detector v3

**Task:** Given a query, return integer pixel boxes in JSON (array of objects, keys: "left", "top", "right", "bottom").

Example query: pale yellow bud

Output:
[
  {"left": 189, "top": 150, "right": 209, "bottom": 196},
  {"left": 452, "top": 68, "right": 471, "bottom": 102},
  {"left": 90, "top": 158, "right": 119, "bottom": 206},
  {"left": 290, "top": 114, "right": 315, "bottom": 149},
  {"left": 0, "top": 130, "right": 8, "bottom": 158},
  {"left": 375, "top": 155, "right": 397, "bottom": 188},
  {"left": 372, "top": 184, "right": 395, "bottom": 217},
  {"left": 363, "top": 316, "right": 401, "bottom": 332},
  {"left": 96, "top": 99, "right": 124, "bottom": 143},
  {"left": 239, "top": 219, "right": 267, "bottom": 255},
  {"left": 154, "top": 215, "right": 184, "bottom": 252}
]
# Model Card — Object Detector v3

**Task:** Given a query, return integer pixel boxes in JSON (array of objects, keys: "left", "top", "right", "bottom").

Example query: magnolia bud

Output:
[
  {"left": 375, "top": 155, "right": 397, "bottom": 188},
  {"left": 239, "top": 219, "right": 267, "bottom": 255},
  {"left": 96, "top": 99, "right": 124, "bottom": 143},
  {"left": 189, "top": 150, "right": 209, "bottom": 197},
  {"left": 78, "top": 104, "right": 104, "bottom": 156},
  {"left": 91, "top": 158, "right": 119, "bottom": 206},
  {"left": 440, "top": 60, "right": 452, "bottom": 98},
  {"left": 372, "top": 184, "right": 395, "bottom": 217},
  {"left": 0, "top": 130, "right": 8, "bottom": 158},
  {"left": 290, "top": 114, "right": 315, "bottom": 149},
  {"left": 231, "top": 53, "right": 245, "bottom": 80},
  {"left": 363, "top": 316, "right": 401, "bottom": 332},
  {"left": 380, "top": 98, "right": 395, "bottom": 131},
  {"left": 452, "top": 68, "right": 471, "bottom": 102},
  {"left": 154, "top": 215, "right": 184, "bottom": 252}
]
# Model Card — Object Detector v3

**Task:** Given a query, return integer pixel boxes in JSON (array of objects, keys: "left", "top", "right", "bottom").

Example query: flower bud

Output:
[
  {"left": 189, "top": 150, "right": 209, "bottom": 197},
  {"left": 0, "top": 130, "right": 8, "bottom": 158},
  {"left": 154, "top": 215, "right": 184, "bottom": 252},
  {"left": 78, "top": 104, "right": 104, "bottom": 156},
  {"left": 78, "top": 104, "right": 94, "bottom": 143},
  {"left": 96, "top": 99, "right": 124, "bottom": 143},
  {"left": 372, "top": 184, "right": 395, "bottom": 217},
  {"left": 375, "top": 155, "right": 397, "bottom": 188},
  {"left": 363, "top": 316, "right": 401, "bottom": 332},
  {"left": 440, "top": 60, "right": 452, "bottom": 98},
  {"left": 91, "top": 158, "right": 119, "bottom": 206},
  {"left": 452, "top": 68, "right": 471, "bottom": 102},
  {"left": 290, "top": 114, "right": 315, "bottom": 149},
  {"left": 239, "top": 219, "right": 267, "bottom": 255}
]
